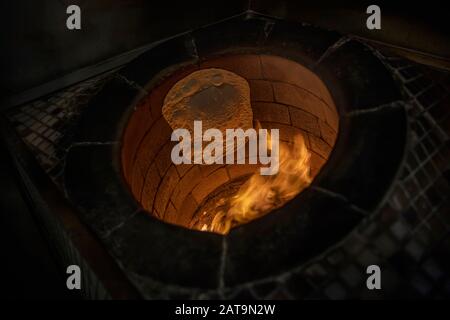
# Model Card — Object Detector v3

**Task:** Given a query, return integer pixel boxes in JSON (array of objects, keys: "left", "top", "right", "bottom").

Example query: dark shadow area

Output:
[{"left": 0, "top": 137, "right": 80, "bottom": 299}]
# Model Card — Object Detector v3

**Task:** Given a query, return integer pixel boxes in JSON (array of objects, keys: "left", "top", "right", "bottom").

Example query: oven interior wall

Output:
[{"left": 122, "top": 54, "right": 339, "bottom": 229}]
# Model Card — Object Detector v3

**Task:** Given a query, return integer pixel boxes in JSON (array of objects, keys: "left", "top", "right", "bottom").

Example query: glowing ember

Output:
[{"left": 202, "top": 133, "right": 311, "bottom": 234}]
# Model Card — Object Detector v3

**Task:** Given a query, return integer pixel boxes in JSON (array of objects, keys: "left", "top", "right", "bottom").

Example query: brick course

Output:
[
  {"left": 253, "top": 102, "right": 291, "bottom": 125},
  {"left": 192, "top": 168, "right": 230, "bottom": 204},
  {"left": 249, "top": 80, "right": 274, "bottom": 102}
]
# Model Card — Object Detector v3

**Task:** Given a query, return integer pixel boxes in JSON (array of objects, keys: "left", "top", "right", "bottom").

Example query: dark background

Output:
[{"left": 1, "top": 1, "right": 449, "bottom": 101}]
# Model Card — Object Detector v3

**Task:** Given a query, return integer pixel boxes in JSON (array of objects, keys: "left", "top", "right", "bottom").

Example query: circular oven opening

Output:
[{"left": 121, "top": 54, "right": 339, "bottom": 234}]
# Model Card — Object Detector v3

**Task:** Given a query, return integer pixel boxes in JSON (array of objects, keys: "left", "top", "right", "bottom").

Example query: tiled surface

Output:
[{"left": 6, "top": 72, "right": 116, "bottom": 186}]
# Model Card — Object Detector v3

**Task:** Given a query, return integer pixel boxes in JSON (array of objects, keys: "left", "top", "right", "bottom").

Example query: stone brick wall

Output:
[{"left": 121, "top": 54, "right": 339, "bottom": 228}]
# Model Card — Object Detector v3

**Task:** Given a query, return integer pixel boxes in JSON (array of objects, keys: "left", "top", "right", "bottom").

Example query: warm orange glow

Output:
[{"left": 203, "top": 133, "right": 312, "bottom": 234}]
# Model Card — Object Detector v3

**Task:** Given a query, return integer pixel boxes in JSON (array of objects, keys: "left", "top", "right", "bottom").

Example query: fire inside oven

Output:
[{"left": 122, "top": 54, "right": 339, "bottom": 234}]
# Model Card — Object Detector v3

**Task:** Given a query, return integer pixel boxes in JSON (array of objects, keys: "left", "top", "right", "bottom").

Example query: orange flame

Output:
[{"left": 207, "top": 133, "right": 311, "bottom": 234}]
